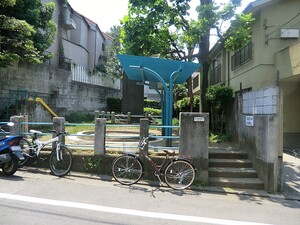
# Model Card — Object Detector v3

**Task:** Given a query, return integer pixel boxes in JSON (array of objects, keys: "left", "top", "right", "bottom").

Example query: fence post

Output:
[
  {"left": 127, "top": 112, "right": 131, "bottom": 124},
  {"left": 53, "top": 117, "right": 65, "bottom": 145},
  {"left": 10, "top": 116, "right": 25, "bottom": 135},
  {"left": 179, "top": 112, "right": 209, "bottom": 185},
  {"left": 94, "top": 110, "right": 99, "bottom": 121},
  {"left": 111, "top": 112, "right": 115, "bottom": 124},
  {"left": 101, "top": 111, "right": 105, "bottom": 118},
  {"left": 94, "top": 118, "right": 106, "bottom": 155},
  {"left": 23, "top": 115, "right": 29, "bottom": 134},
  {"left": 139, "top": 118, "right": 149, "bottom": 155}
]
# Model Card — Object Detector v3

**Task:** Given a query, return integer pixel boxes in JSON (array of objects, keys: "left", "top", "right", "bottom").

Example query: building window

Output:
[
  {"left": 210, "top": 55, "right": 221, "bottom": 85},
  {"left": 102, "top": 43, "right": 105, "bottom": 51},
  {"left": 231, "top": 42, "right": 253, "bottom": 70}
]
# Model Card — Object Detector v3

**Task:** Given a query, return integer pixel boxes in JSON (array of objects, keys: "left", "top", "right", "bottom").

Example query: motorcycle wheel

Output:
[{"left": 2, "top": 155, "right": 19, "bottom": 176}]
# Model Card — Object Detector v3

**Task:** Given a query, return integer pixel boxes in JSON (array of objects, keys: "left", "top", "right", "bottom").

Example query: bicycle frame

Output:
[
  {"left": 30, "top": 133, "right": 62, "bottom": 161},
  {"left": 137, "top": 137, "right": 176, "bottom": 184}
]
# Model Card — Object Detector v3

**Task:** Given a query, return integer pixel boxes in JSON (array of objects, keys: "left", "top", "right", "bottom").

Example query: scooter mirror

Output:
[{"left": 7, "top": 122, "right": 14, "bottom": 127}]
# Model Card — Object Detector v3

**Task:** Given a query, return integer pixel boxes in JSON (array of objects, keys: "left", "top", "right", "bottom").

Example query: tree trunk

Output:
[{"left": 199, "top": 0, "right": 212, "bottom": 113}]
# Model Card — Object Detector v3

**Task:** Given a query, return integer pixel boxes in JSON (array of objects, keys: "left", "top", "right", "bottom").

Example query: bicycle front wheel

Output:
[
  {"left": 18, "top": 138, "right": 32, "bottom": 166},
  {"left": 112, "top": 154, "right": 143, "bottom": 185},
  {"left": 164, "top": 160, "right": 195, "bottom": 190},
  {"left": 49, "top": 146, "right": 73, "bottom": 177}
]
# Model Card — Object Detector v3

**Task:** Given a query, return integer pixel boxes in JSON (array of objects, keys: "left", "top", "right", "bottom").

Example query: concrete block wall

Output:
[{"left": 239, "top": 86, "right": 282, "bottom": 193}]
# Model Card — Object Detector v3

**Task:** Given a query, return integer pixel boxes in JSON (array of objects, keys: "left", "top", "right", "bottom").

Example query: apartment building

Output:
[{"left": 201, "top": 0, "right": 300, "bottom": 192}]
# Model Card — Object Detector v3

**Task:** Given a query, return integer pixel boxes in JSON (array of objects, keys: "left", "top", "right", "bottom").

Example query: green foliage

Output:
[
  {"left": 107, "top": 98, "right": 122, "bottom": 113},
  {"left": 224, "top": 13, "right": 255, "bottom": 50},
  {"left": 144, "top": 99, "right": 160, "bottom": 109},
  {"left": 65, "top": 113, "right": 94, "bottom": 123},
  {"left": 206, "top": 85, "right": 234, "bottom": 134},
  {"left": 0, "top": 0, "right": 56, "bottom": 67},
  {"left": 96, "top": 26, "right": 123, "bottom": 80},
  {"left": 144, "top": 107, "right": 161, "bottom": 116},
  {"left": 120, "top": 0, "right": 254, "bottom": 112},
  {"left": 172, "top": 118, "right": 179, "bottom": 126},
  {"left": 83, "top": 157, "right": 102, "bottom": 172},
  {"left": 206, "top": 85, "right": 233, "bottom": 113},
  {"left": 174, "top": 96, "right": 200, "bottom": 113},
  {"left": 209, "top": 133, "right": 233, "bottom": 143}
]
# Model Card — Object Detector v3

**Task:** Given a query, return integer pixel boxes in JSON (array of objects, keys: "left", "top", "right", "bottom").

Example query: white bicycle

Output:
[{"left": 19, "top": 129, "right": 73, "bottom": 177}]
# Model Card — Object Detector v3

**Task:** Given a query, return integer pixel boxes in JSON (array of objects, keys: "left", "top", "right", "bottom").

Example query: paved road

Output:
[{"left": 0, "top": 168, "right": 299, "bottom": 225}]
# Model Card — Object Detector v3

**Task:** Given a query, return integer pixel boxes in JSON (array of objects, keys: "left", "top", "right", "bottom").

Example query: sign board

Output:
[
  {"left": 246, "top": 116, "right": 254, "bottom": 127},
  {"left": 194, "top": 117, "right": 205, "bottom": 122}
]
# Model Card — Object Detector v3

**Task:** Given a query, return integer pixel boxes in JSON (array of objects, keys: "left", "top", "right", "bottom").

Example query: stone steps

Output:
[{"left": 208, "top": 149, "right": 264, "bottom": 190}]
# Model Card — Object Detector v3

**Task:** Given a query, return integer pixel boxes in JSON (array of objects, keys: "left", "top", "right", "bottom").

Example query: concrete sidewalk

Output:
[{"left": 282, "top": 152, "right": 300, "bottom": 200}]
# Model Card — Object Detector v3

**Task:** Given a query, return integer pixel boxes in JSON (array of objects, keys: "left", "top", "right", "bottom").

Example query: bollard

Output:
[
  {"left": 94, "top": 118, "right": 106, "bottom": 155},
  {"left": 139, "top": 118, "right": 149, "bottom": 155},
  {"left": 127, "top": 112, "right": 131, "bottom": 124},
  {"left": 111, "top": 112, "right": 115, "bottom": 124},
  {"left": 10, "top": 116, "right": 25, "bottom": 135}
]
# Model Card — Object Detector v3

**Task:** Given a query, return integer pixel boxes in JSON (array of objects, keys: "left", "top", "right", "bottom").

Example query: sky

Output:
[{"left": 67, "top": 0, "right": 255, "bottom": 33}]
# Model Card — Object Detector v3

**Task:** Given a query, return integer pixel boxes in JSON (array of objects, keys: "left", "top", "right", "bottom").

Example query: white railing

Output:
[{"left": 71, "top": 64, "right": 121, "bottom": 90}]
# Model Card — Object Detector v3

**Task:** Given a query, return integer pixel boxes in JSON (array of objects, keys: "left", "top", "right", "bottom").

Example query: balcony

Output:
[{"left": 71, "top": 64, "right": 121, "bottom": 90}]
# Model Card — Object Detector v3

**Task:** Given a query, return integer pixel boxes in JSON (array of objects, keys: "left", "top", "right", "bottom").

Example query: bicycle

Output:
[
  {"left": 111, "top": 137, "right": 196, "bottom": 190},
  {"left": 19, "top": 129, "right": 73, "bottom": 177}
]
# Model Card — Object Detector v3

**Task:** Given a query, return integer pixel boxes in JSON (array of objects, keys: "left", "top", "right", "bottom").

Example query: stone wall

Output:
[{"left": 0, "top": 63, "right": 120, "bottom": 121}]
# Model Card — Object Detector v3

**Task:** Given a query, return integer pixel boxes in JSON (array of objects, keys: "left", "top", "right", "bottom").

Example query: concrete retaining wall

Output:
[
  {"left": 238, "top": 86, "right": 283, "bottom": 193},
  {"left": 0, "top": 63, "right": 120, "bottom": 121}
]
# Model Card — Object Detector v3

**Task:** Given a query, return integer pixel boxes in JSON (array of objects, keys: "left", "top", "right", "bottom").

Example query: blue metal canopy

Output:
[
  {"left": 117, "top": 54, "right": 200, "bottom": 139},
  {"left": 118, "top": 54, "right": 200, "bottom": 84}
]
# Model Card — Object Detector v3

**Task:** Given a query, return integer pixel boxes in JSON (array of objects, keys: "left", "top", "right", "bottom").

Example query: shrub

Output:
[
  {"left": 107, "top": 97, "right": 121, "bottom": 113},
  {"left": 65, "top": 113, "right": 94, "bottom": 123},
  {"left": 144, "top": 107, "right": 162, "bottom": 115},
  {"left": 144, "top": 99, "right": 160, "bottom": 109}
]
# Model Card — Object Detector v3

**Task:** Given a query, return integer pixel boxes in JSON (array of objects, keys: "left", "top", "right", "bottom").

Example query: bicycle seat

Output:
[
  {"left": 30, "top": 129, "right": 42, "bottom": 134},
  {"left": 163, "top": 149, "right": 175, "bottom": 155}
]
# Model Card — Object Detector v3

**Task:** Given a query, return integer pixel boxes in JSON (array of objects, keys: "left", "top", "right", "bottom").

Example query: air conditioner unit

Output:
[
  {"left": 280, "top": 29, "right": 299, "bottom": 38},
  {"left": 64, "top": 19, "right": 76, "bottom": 30}
]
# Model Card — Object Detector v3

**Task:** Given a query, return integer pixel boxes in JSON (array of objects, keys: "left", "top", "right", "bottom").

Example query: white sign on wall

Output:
[{"left": 246, "top": 116, "right": 254, "bottom": 127}]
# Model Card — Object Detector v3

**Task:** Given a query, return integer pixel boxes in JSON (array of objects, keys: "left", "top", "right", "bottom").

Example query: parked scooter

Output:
[{"left": 0, "top": 122, "right": 25, "bottom": 175}]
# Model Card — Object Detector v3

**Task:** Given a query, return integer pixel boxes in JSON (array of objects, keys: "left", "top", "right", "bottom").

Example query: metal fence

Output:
[{"left": 16, "top": 121, "right": 179, "bottom": 154}]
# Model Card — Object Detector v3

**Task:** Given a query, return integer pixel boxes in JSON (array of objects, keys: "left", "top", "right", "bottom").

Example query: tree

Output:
[
  {"left": 120, "top": 0, "right": 254, "bottom": 112},
  {"left": 0, "top": 0, "right": 56, "bottom": 67},
  {"left": 206, "top": 85, "right": 234, "bottom": 134}
]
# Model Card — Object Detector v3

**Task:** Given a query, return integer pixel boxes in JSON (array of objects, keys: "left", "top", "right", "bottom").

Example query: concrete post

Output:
[
  {"left": 139, "top": 118, "right": 149, "bottom": 155},
  {"left": 94, "top": 118, "right": 106, "bottom": 155},
  {"left": 179, "top": 112, "right": 209, "bottom": 184},
  {"left": 111, "top": 112, "right": 115, "bottom": 123},
  {"left": 94, "top": 110, "right": 99, "bottom": 121},
  {"left": 127, "top": 112, "right": 131, "bottom": 124},
  {"left": 53, "top": 117, "right": 65, "bottom": 144},
  {"left": 10, "top": 116, "right": 25, "bottom": 135}
]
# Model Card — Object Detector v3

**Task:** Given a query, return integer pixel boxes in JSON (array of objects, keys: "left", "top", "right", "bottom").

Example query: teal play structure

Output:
[{"left": 117, "top": 54, "right": 200, "bottom": 137}]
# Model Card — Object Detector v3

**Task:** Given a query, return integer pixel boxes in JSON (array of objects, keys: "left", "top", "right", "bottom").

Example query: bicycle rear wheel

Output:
[
  {"left": 18, "top": 138, "right": 32, "bottom": 166},
  {"left": 112, "top": 154, "right": 143, "bottom": 185},
  {"left": 49, "top": 146, "right": 73, "bottom": 177},
  {"left": 164, "top": 159, "right": 195, "bottom": 190}
]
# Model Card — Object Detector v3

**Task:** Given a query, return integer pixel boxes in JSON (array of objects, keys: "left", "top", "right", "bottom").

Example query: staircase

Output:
[{"left": 208, "top": 146, "right": 264, "bottom": 190}]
